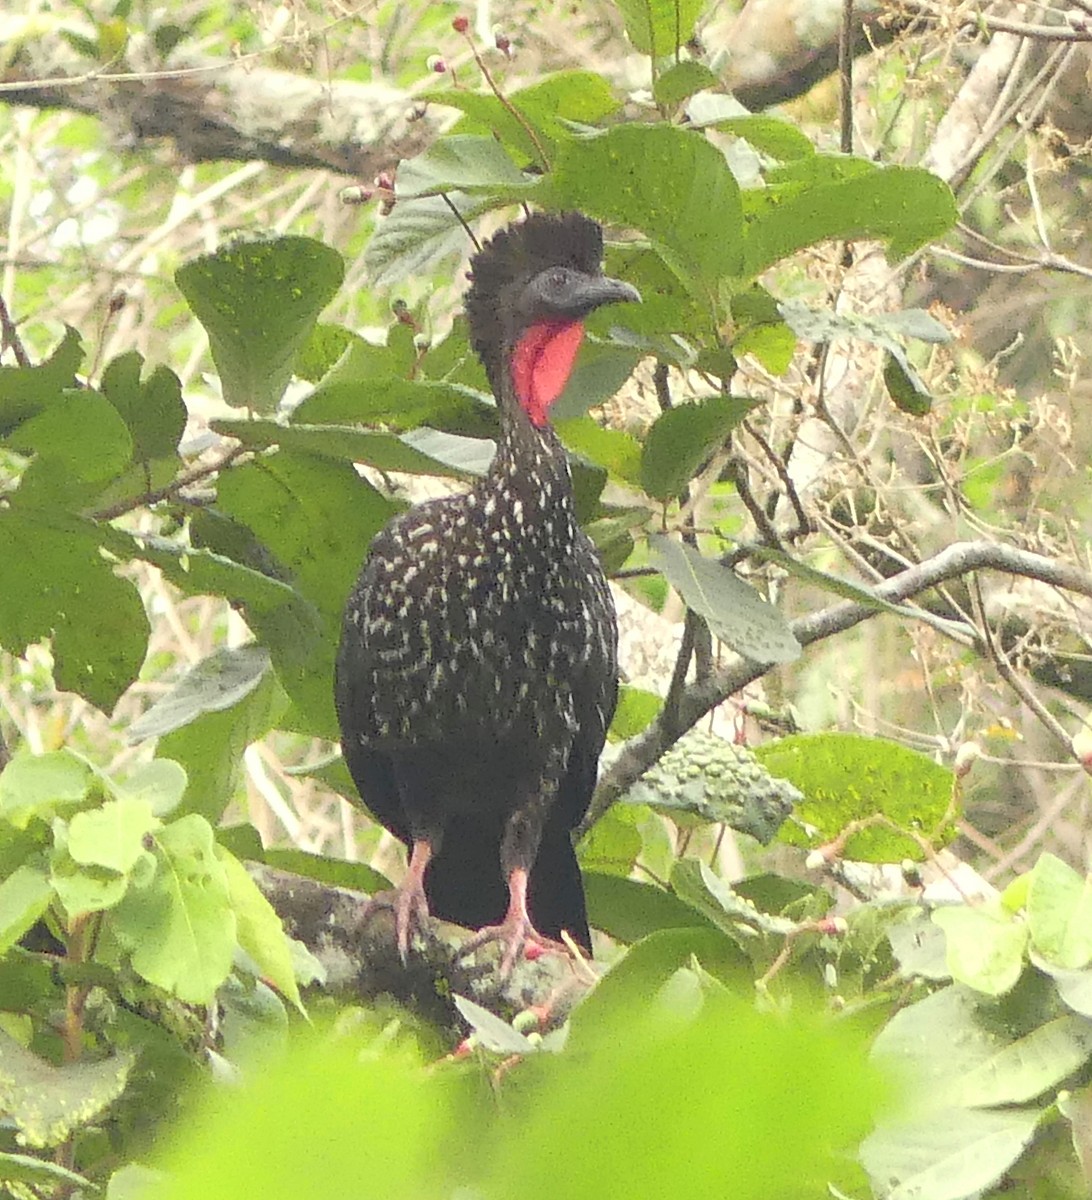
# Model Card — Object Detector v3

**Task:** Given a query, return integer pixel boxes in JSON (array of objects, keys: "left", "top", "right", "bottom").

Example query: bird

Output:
[{"left": 334, "top": 210, "right": 639, "bottom": 973}]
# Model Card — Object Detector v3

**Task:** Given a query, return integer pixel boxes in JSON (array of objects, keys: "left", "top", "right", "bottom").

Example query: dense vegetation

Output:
[{"left": 2, "top": 2, "right": 1091, "bottom": 1197}]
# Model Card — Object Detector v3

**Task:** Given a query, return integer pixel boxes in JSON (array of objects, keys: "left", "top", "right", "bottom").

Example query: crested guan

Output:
[{"left": 335, "top": 211, "right": 639, "bottom": 972}]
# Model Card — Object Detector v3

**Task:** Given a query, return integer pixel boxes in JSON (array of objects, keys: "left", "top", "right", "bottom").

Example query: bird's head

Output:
[{"left": 465, "top": 212, "right": 640, "bottom": 428}]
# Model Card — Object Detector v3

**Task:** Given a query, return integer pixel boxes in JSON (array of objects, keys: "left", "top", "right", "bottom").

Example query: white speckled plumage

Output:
[{"left": 334, "top": 211, "right": 637, "bottom": 957}]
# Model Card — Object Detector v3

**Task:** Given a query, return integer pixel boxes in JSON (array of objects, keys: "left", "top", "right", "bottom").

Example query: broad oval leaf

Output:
[
  {"left": 650, "top": 535, "right": 800, "bottom": 664},
  {"left": 395, "top": 135, "right": 538, "bottom": 199},
  {"left": 0, "top": 864, "right": 53, "bottom": 955},
  {"left": 931, "top": 904, "right": 1027, "bottom": 996},
  {"left": 0, "top": 511, "right": 148, "bottom": 712},
  {"left": 432, "top": 71, "right": 620, "bottom": 163},
  {"left": 744, "top": 164, "right": 957, "bottom": 276},
  {"left": 176, "top": 236, "right": 344, "bottom": 414},
  {"left": 113, "top": 813, "right": 235, "bottom": 1005},
  {"left": 67, "top": 796, "right": 161, "bottom": 875},
  {"left": 128, "top": 646, "right": 272, "bottom": 742},
  {"left": 0, "top": 750, "right": 96, "bottom": 830},
  {"left": 614, "top": 0, "right": 704, "bottom": 56},
  {"left": 549, "top": 124, "right": 744, "bottom": 289},
  {"left": 100, "top": 352, "right": 186, "bottom": 464},
  {"left": 757, "top": 731, "right": 957, "bottom": 862},
  {"left": 640, "top": 395, "right": 758, "bottom": 499},
  {"left": 1026, "top": 853, "right": 1092, "bottom": 970},
  {"left": 211, "top": 419, "right": 478, "bottom": 480}
]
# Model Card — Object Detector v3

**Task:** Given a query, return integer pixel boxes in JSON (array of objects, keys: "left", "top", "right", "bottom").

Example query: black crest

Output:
[{"left": 465, "top": 211, "right": 604, "bottom": 367}]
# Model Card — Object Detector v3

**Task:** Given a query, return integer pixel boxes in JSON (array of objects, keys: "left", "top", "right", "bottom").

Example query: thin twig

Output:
[
  {"left": 88, "top": 445, "right": 247, "bottom": 523},
  {"left": 441, "top": 192, "right": 481, "bottom": 252},
  {"left": 839, "top": 0, "right": 855, "bottom": 155},
  {"left": 0, "top": 292, "right": 29, "bottom": 367},
  {"left": 967, "top": 576, "right": 1072, "bottom": 754}
]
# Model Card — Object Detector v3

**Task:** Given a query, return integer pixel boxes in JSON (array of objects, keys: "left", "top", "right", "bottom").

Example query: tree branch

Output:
[
  {"left": 584, "top": 540, "right": 1092, "bottom": 832},
  {"left": 2, "top": 43, "right": 442, "bottom": 179},
  {"left": 251, "top": 865, "right": 593, "bottom": 1043}
]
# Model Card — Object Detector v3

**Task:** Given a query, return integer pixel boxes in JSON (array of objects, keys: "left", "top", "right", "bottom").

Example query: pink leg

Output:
[
  {"left": 361, "top": 839, "right": 433, "bottom": 963},
  {"left": 457, "top": 866, "right": 571, "bottom": 976}
]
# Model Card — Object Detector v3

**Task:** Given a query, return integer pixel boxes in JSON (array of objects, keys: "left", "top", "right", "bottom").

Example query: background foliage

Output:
[{"left": 2, "top": 0, "right": 1092, "bottom": 1197}]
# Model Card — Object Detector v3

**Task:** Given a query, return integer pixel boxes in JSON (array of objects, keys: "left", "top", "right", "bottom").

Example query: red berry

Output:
[
  {"left": 375, "top": 170, "right": 394, "bottom": 191},
  {"left": 426, "top": 54, "right": 446, "bottom": 73},
  {"left": 452, "top": 14, "right": 469, "bottom": 33},
  {"left": 495, "top": 32, "right": 511, "bottom": 54}
]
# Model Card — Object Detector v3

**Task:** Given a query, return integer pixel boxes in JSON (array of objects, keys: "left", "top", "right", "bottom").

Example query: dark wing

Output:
[{"left": 334, "top": 569, "right": 411, "bottom": 844}]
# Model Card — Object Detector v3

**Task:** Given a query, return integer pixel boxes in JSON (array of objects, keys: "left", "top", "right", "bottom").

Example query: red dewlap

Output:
[{"left": 511, "top": 320, "right": 585, "bottom": 427}]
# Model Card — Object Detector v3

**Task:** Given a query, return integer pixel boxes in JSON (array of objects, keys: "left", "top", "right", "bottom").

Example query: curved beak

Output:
[{"left": 561, "top": 274, "right": 642, "bottom": 319}]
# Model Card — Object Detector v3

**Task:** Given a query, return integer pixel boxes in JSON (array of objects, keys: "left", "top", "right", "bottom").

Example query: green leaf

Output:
[
  {"left": 744, "top": 165, "right": 957, "bottom": 276},
  {"left": 640, "top": 395, "right": 758, "bottom": 499},
  {"left": 607, "top": 685, "right": 663, "bottom": 741},
  {"left": 0, "top": 326, "right": 82, "bottom": 436},
  {"left": 114, "top": 759, "right": 189, "bottom": 818},
  {"left": 584, "top": 872, "right": 715, "bottom": 943},
  {"left": 1032, "top": 954, "right": 1092, "bottom": 1019},
  {"left": 400, "top": 428, "right": 494, "bottom": 476},
  {"left": 556, "top": 417, "right": 642, "bottom": 486},
  {"left": 0, "top": 511, "right": 149, "bottom": 711},
  {"left": 884, "top": 347, "right": 933, "bottom": 416},
  {"left": 577, "top": 803, "right": 644, "bottom": 876},
  {"left": 671, "top": 858, "right": 798, "bottom": 939},
  {"left": 175, "top": 235, "right": 345, "bottom": 413},
  {"left": 67, "top": 796, "right": 160, "bottom": 874},
  {"left": 453, "top": 995, "right": 541, "bottom": 1055},
  {"left": 932, "top": 904, "right": 1028, "bottom": 996},
  {"left": 106, "top": 1163, "right": 167, "bottom": 1199},
  {"left": 437, "top": 71, "right": 621, "bottom": 162},
  {"left": 363, "top": 192, "right": 494, "bottom": 288},
  {"left": 0, "top": 750, "right": 97, "bottom": 829},
  {"left": 653, "top": 61, "right": 718, "bottom": 107},
  {"left": 215, "top": 451, "right": 397, "bottom": 625},
  {"left": 216, "top": 846, "right": 303, "bottom": 1014},
  {"left": 257, "top": 846, "right": 391, "bottom": 896},
  {"left": 296, "top": 323, "right": 355, "bottom": 383},
  {"left": 113, "top": 814, "right": 236, "bottom": 1004},
  {"left": 0, "top": 1030, "right": 135, "bottom": 1148},
  {"left": 128, "top": 646, "right": 273, "bottom": 741},
  {"left": 650, "top": 535, "right": 801, "bottom": 664},
  {"left": 861, "top": 1106, "right": 1043, "bottom": 1200},
  {"left": 955, "top": 1015, "right": 1092, "bottom": 1107},
  {"left": 5, "top": 388, "right": 133, "bottom": 490},
  {"left": 1026, "top": 853, "right": 1092, "bottom": 969},
  {"left": 550, "top": 124, "right": 744, "bottom": 289},
  {"left": 0, "top": 865, "right": 53, "bottom": 956},
  {"left": 157, "top": 665, "right": 288, "bottom": 823},
  {"left": 396, "top": 135, "right": 538, "bottom": 198},
  {"left": 758, "top": 731, "right": 957, "bottom": 861},
  {"left": 100, "top": 352, "right": 186, "bottom": 463},
  {"left": 212, "top": 419, "right": 476, "bottom": 480},
  {"left": 0, "top": 1152, "right": 93, "bottom": 1193},
  {"left": 749, "top": 544, "right": 923, "bottom": 620},
  {"left": 692, "top": 115, "right": 816, "bottom": 163},
  {"left": 613, "top": 0, "right": 704, "bottom": 56},
  {"left": 551, "top": 342, "right": 643, "bottom": 424},
  {"left": 298, "top": 378, "right": 497, "bottom": 439},
  {"left": 50, "top": 853, "right": 131, "bottom": 918}
]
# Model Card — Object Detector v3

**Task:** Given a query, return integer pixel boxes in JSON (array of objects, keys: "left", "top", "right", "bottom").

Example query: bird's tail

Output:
[{"left": 425, "top": 816, "right": 591, "bottom": 952}]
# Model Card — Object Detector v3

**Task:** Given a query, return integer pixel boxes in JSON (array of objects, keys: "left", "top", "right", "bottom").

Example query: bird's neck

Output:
[{"left": 480, "top": 390, "right": 576, "bottom": 526}]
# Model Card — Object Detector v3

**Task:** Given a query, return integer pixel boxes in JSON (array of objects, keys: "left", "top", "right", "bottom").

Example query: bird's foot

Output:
[
  {"left": 357, "top": 880, "right": 431, "bottom": 964},
  {"left": 456, "top": 915, "right": 570, "bottom": 978}
]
